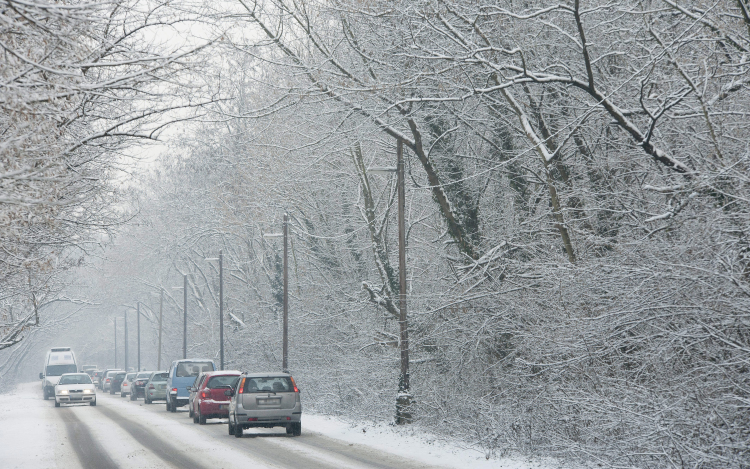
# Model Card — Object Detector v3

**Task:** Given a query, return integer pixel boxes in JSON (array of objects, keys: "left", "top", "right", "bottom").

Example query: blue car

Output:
[{"left": 165, "top": 359, "right": 216, "bottom": 412}]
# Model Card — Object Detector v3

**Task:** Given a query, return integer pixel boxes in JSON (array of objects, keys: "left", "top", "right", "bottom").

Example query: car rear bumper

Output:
[
  {"left": 199, "top": 400, "right": 231, "bottom": 417},
  {"left": 235, "top": 408, "right": 302, "bottom": 427}
]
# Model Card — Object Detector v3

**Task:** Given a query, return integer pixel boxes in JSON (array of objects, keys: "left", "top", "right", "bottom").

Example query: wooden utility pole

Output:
[
  {"left": 114, "top": 319, "right": 118, "bottom": 368},
  {"left": 157, "top": 289, "right": 163, "bottom": 370},
  {"left": 183, "top": 274, "right": 187, "bottom": 359},
  {"left": 137, "top": 302, "right": 141, "bottom": 371},
  {"left": 282, "top": 214, "right": 289, "bottom": 372},
  {"left": 124, "top": 310, "right": 129, "bottom": 371},
  {"left": 219, "top": 250, "right": 224, "bottom": 371},
  {"left": 396, "top": 138, "right": 412, "bottom": 424}
]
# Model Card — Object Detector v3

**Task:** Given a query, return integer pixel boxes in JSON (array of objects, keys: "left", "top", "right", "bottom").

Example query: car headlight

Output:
[
  {"left": 58, "top": 390, "right": 69, "bottom": 395},
  {"left": 83, "top": 389, "right": 93, "bottom": 394}
]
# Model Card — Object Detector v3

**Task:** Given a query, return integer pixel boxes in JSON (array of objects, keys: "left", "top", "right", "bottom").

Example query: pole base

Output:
[{"left": 396, "top": 393, "right": 413, "bottom": 425}]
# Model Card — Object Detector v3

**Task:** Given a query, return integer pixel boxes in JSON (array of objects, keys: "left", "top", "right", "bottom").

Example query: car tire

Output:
[
  {"left": 130, "top": 392, "right": 136, "bottom": 401},
  {"left": 166, "top": 400, "right": 171, "bottom": 412},
  {"left": 234, "top": 425, "right": 243, "bottom": 438},
  {"left": 170, "top": 399, "right": 177, "bottom": 413},
  {"left": 228, "top": 418, "right": 235, "bottom": 435},
  {"left": 54, "top": 401, "right": 60, "bottom": 408},
  {"left": 292, "top": 422, "right": 301, "bottom": 437},
  {"left": 199, "top": 411, "right": 206, "bottom": 425},
  {"left": 145, "top": 396, "right": 151, "bottom": 404},
  {"left": 286, "top": 425, "right": 293, "bottom": 435},
  {"left": 120, "top": 392, "right": 125, "bottom": 398},
  {"left": 43, "top": 390, "right": 48, "bottom": 400},
  {"left": 110, "top": 388, "right": 115, "bottom": 395},
  {"left": 189, "top": 406, "right": 194, "bottom": 418},
  {"left": 193, "top": 413, "right": 198, "bottom": 424},
  {"left": 90, "top": 400, "right": 96, "bottom": 407}
]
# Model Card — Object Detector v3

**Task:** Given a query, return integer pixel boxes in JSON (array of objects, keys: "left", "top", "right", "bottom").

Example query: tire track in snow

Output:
[
  {"left": 95, "top": 404, "right": 208, "bottom": 469},
  {"left": 59, "top": 407, "right": 118, "bottom": 469}
]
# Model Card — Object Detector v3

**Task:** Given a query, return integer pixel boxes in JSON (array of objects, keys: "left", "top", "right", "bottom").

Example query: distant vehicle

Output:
[
  {"left": 165, "top": 359, "right": 215, "bottom": 412},
  {"left": 131, "top": 371, "right": 153, "bottom": 401},
  {"left": 110, "top": 371, "right": 127, "bottom": 394},
  {"left": 55, "top": 373, "right": 96, "bottom": 407},
  {"left": 40, "top": 347, "right": 78, "bottom": 400},
  {"left": 226, "top": 372, "right": 301, "bottom": 437},
  {"left": 187, "top": 372, "right": 207, "bottom": 418},
  {"left": 101, "top": 369, "right": 122, "bottom": 392},
  {"left": 91, "top": 370, "right": 104, "bottom": 385},
  {"left": 81, "top": 365, "right": 97, "bottom": 373},
  {"left": 120, "top": 372, "right": 137, "bottom": 397},
  {"left": 144, "top": 371, "right": 169, "bottom": 404},
  {"left": 190, "top": 371, "right": 241, "bottom": 425}
]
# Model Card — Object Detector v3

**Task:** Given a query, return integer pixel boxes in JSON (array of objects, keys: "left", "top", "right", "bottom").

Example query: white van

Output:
[{"left": 40, "top": 347, "right": 78, "bottom": 400}]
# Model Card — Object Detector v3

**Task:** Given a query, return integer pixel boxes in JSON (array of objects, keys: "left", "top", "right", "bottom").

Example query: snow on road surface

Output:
[{"left": 0, "top": 381, "right": 558, "bottom": 468}]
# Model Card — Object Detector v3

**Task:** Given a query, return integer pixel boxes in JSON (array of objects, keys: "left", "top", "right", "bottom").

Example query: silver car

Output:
[
  {"left": 144, "top": 371, "right": 168, "bottom": 404},
  {"left": 227, "top": 372, "right": 302, "bottom": 437}
]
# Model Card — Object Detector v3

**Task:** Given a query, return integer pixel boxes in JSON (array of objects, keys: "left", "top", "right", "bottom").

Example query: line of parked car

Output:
[{"left": 79, "top": 359, "right": 303, "bottom": 437}]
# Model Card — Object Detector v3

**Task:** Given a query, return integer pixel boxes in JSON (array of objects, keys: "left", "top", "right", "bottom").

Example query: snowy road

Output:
[{"left": 2, "top": 382, "right": 520, "bottom": 469}]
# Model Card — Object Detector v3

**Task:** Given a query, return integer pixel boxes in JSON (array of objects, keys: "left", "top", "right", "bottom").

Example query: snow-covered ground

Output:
[{"left": 0, "top": 381, "right": 559, "bottom": 468}]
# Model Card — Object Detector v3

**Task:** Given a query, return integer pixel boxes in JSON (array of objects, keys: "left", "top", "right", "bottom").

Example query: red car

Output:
[{"left": 190, "top": 371, "right": 241, "bottom": 425}]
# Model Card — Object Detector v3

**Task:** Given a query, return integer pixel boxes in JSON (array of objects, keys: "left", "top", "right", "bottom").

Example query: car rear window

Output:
[
  {"left": 243, "top": 377, "right": 294, "bottom": 393},
  {"left": 46, "top": 364, "right": 78, "bottom": 376},
  {"left": 59, "top": 374, "right": 92, "bottom": 385},
  {"left": 115, "top": 373, "right": 126, "bottom": 379},
  {"left": 176, "top": 362, "right": 214, "bottom": 377},
  {"left": 207, "top": 376, "right": 239, "bottom": 389},
  {"left": 126, "top": 373, "right": 136, "bottom": 380},
  {"left": 137, "top": 372, "right": 151, "bottom": 379},
  {"left": 150, "top": 373, "right": 168, "bottom": 382}
]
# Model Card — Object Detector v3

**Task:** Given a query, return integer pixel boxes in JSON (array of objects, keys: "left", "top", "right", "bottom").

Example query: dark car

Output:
[
  {"left": 110, "top": 371, "right": 127, "bottom": 394},
  {"left": 130, "top": 371, "right": 153, "bottom": 401},
  {"left": 190, "top": 371, "right": 241, "bottom": 424}
]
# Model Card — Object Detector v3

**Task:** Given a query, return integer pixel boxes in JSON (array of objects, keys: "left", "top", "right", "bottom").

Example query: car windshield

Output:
[
  {"left": 106, "top": 371, "right": 121, "bottom": 377},
  {"left": 207, "top": 376, "right": 240, "bottom": 389},
  {"left": 176, "top": 362, "right": 213, "bottom": 378},
  {"left": 150, "top": 372, "right": 168, "bottom": 382},
  {"left": 59, "top": 374, "right": 92, "bottom": 385},
  {"left": 114, "top": 373, "right": 126, "bottom": 379},
  {"left": 243, "top": 377, "right": 294, "bottom": 393},
  {"left": 137, "top": 372, "right": 151, "bottom": 379},
  {"left": 46, "top": 364, "right": 78, "bottom": 376},
  {"left": 126, "top": 373, "right": 136, "bottom": 380}
]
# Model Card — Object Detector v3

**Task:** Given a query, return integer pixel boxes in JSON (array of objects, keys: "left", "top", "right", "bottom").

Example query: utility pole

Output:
[
  {"left": 183, "top": 274, "right": 187, "bottom": 359},
  {"left": 396, "top": 138, "right": 411, "bottom": 424},
  {"left": 137, "top": 302, "right": 141, "bottom": 371},
  {"left": 219, "top": 250, "right": 224, "bottom": 371},
  {"left": 124, "top": 310, "right": 129, "bottom": 371},
  {"left": 157, "top": 289, "right": 163, "bottom": 370},
  {"left": 283, "top": 214, "right": 289, "bottom": 373},
  {"left": 114, "top": 319, "right": 118, "bottom": 368}
]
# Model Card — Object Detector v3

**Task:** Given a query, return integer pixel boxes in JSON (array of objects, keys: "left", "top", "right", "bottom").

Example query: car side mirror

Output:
[
  {"left": 39, "top": 372, "right": 43, "bottom": 380},
  {"left": 224, "top": 389, "right": 234, "bottom": 397},
  {"left": 187, "top": 386, "right": 193, "bottom": 392}
]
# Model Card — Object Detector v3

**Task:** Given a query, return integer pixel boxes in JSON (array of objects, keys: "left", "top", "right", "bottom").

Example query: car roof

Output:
[
  {"left": 241, "top": 372, "right": 292, "bottom": 378},
  {"left": 60, "top": 373, "right": 88, "bottom": 376},
  {"left": 172, "top": 359, "right": 214, "bottom": 364},
  {"left": 203, "top": 370, "right": 241, "bottom": 377}
]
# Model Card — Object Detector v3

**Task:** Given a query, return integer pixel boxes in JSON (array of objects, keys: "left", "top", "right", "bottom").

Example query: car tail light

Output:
[
  {"left": 286, "top": 417, "right": 291, "bottom": 420},
  {"left": 148, "top": 384, "right": 154, "bottom": 389},
  {"left": 247, "top": 417, "right": 257, "bottom": 421},
  {"left": 290, "top": 376, "right": 299, "bottom": 393},
  {"left": 200, "top": 390, "right": 208, "bottom": 399},
  {"left": 171, "top": 388, "right": 177, "bottom": 392},
  {"left": 238, "top": 378, "right": 246, "bottom": 394}
]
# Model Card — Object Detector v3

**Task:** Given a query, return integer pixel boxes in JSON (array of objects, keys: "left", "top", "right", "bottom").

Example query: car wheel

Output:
[
  {"left": 292, "top": 422, "right": 301, "bottom": 437},
  {"left": 145, "top": 396, "right": 151, "bottom": 404},
  {"left": 130, "top": 392, "right": 136, "bottom": 401},
  {"left": 286, "top": 425, "right": 293, "bottom": 435},
  {"left": 228, "top": 418, "right": 235, "bottom": 435},
  {"left": 189, "top": 406, "right": 194, "bottom": 418},
  {"left": 110, "top": 388, "right": 114, "bottom": 395},
  {"left": 43, "top": 390, "right": 48, "bottom": 400},
  {"left": 199, "top": 411, "right": 206, "bottom": 425},
  {"left": 54, "top": 401, "right": 60, "bottom": 408},
  {"left": 90, "top": 400, "right": 96, "bottom": 407},
  {"left": 166, "top": 400, "right": 171, "bottom": 412},
  {"left": 234, "top": 425, "right": 243, "bottom": 438},
  {"left": 120, "top": 392, "right": 125, "bottom": 398},
  {"left": 170, "top": 399, "right": 177, "bottom": 413},
  {"left": 193, "top": 413, "right": 198, "bottom": 424}
]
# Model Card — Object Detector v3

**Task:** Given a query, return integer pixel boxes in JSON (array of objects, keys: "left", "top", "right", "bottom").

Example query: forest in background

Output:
[{"left": 2, "top": 1, "right": 750, "bottom": 467}]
